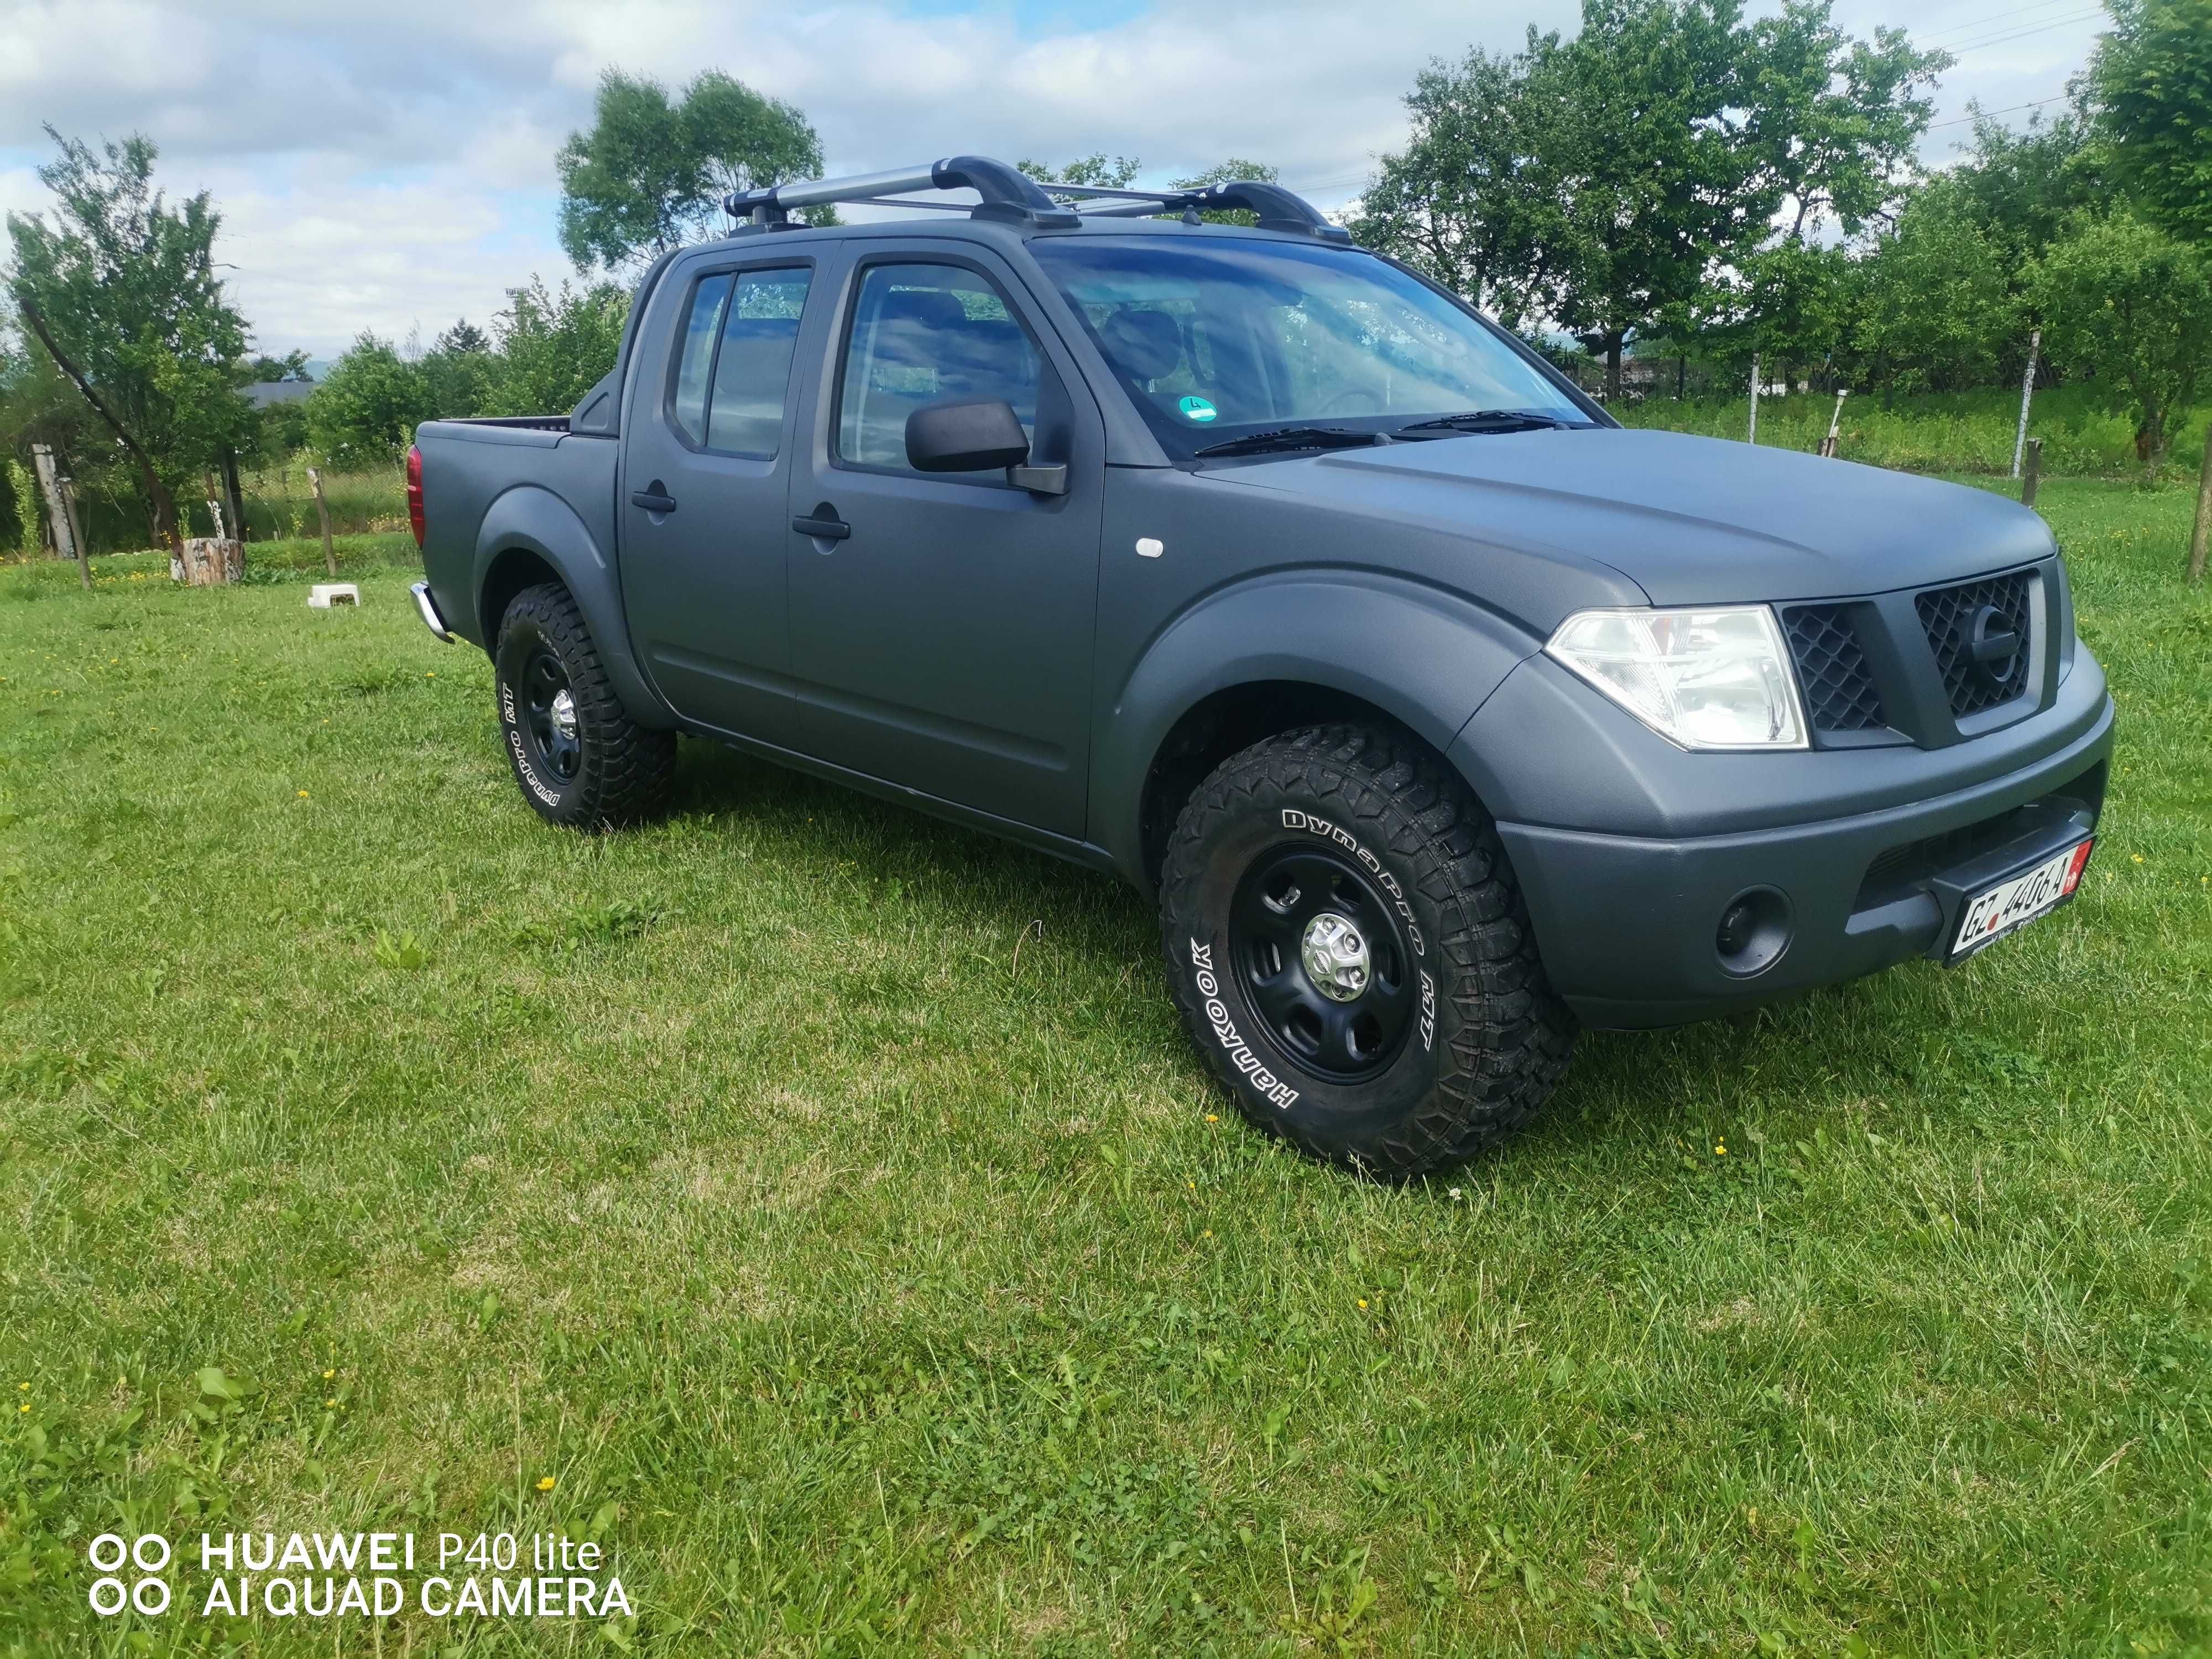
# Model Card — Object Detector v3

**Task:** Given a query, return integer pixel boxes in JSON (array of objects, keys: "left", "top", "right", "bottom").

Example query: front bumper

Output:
[{"left": 1480, "top": 662, "right": 2115, "bottom": 1031}]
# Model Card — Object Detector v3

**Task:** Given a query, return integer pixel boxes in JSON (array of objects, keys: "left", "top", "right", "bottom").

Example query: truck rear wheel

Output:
[
  {"left": 493, "top": 583, "right": 675, "bottom": 830},
  {"left": 1158, "top": 722, "right": 1574, "bottom": 1177}
]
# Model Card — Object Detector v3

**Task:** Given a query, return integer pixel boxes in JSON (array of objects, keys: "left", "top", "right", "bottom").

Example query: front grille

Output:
[
  {"left": 1782, "top": 605, "right": 1886, "bottom": 733},
  {"left": 1916, "top": 571, "right": 2033, "bottom": 718}
]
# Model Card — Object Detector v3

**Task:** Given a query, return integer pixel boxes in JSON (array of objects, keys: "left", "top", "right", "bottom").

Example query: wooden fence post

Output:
[
  {"left": 58, "top": 474, "right": 92, "bottom": 591},
  {"left": 1747, "top": 354, "right": 1760, "bottom": 445},
  {"left": 2187, "top": 424, "right": 2212, "bottom": 585},
  {"left": 1819, "top": 390, "right": 1848, "bottom": 458},
  {"left": 2021, "top": 438, "right": 2043, "bottom": 509},
  {"left": 28, "top": 445, "right": 90, "bottom": 592},
  {"left": 2012, "top": 327, "right": 2042, "bottom": 479},
  {"left": 306, "top": 466, "right": 337, "bottom": 577}
]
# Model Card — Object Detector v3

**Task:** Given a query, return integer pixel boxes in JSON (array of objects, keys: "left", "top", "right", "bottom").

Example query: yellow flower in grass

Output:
[
  {"left": 1357, "top": 1298, "right": 1369, "bottom": 1311},
  {"left": 536, "top": 1476, "right": 556, "bottom": 1493}
]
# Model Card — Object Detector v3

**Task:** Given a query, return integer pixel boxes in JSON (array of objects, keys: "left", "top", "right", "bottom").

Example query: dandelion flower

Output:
[
  {"left": 1204, "top": 1113, "right": 1219, "bottom": 1124},
  {"left": 536, "top": 1476, "right": 556, "bottom": 1492},
  {"left": 1714, "top": 1142, "right": 1726, "bottom": 1155},
  {"left": 14, "top": 1383, "right": 25, "bottom": 1392},
  {"left": 323, "top": 1399, "right": 336, "bottom": 1409},
  {"left": 1201, "top": 1229, "right": 1213, "bottom": 1239},
  {"left": 297, "top": 790, "right": 309, "bottom": 799},
  {"left": 1357, "top": 1298, "right": 1369, "bottom": 1310},
  {"left": 2131, "top": 854, "right": 2144, "bottom": 864},
  {"left": 1186, "top": 1180, "right": 1196, "bottom": 1191},
  {"left": 322, "top": 1369, "right": 335, "bottom": 1380}
]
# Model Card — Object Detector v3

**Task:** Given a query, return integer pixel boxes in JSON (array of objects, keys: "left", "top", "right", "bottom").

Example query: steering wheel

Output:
[{"left": 1315, "top": 389, "right": 1383, "bottom": 415}]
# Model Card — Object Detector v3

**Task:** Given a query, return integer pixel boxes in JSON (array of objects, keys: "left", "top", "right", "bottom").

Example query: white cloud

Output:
[{"left": 0, "top": 0, "right": 2109, "bottom": 356}]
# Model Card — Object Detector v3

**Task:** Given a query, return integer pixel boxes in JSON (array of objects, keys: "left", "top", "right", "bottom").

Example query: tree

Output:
[
  {"left": 2035, "top": 210, "right": 2212, "bottom": 476},
  {"left": 1738, "top": 2, "right": 1949, "bottom": 243},
  {"left": 1850, "top": 182, "right": 2022, "bottom": 398},
  {"left": 1171, "top": 158, "right": 1281, "bottom": 226},
  {"left": 2093, "top": 0, "right": 2212, "bottom": 244},
  {"left": 1349, "top": 41, "right": 1561, "bottom": 319},
  {"left": 4, "top": 127, "right": 253, "bottom": 550},
  {"left": 249, "top": 349, "right": 312, "bottom": 383},
  {"left": 420, "top": 319, "right": 494, "bottom": 419},
  {"left": 1016, "top": 155, "right": 1141, "bottom": 190},
  {"left": 557, "top": 70, "right": 828, "bottom": 268},
  {"left": 484, "top": 278, "right": 629, "bottom": 417},
  {"left": 307, "top": 335, "right": 436, "bottom": 471}
]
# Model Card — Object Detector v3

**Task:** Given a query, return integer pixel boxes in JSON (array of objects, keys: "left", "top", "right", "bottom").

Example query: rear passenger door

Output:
[
  {"left": 620, "top": 255, "right": 819, "bottom": 744},
  {"left": 784, "top": 248, "right": 1105, "bottom": 838}
]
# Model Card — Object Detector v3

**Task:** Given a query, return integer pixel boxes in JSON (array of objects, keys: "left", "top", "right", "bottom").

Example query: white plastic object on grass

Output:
[{"left": 308, "top": 583, "right": 361, "bottom": 609}]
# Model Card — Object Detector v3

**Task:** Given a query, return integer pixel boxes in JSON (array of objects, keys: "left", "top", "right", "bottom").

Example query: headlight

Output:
[{"left": 1545, "top": 606, "right": 1807, "bottom": 750}]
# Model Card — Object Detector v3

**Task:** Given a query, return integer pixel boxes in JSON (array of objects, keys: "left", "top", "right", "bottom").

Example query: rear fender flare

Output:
[
  {"left": 474, "top": 484, "right": 675, "bottom": 729},
  {"left": 1094, "top": 571, "right": 1540, "bottom": 881}
]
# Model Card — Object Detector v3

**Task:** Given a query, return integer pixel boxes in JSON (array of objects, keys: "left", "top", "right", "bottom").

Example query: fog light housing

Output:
[{"left": 1715, "top": 887, "right": 1791, "bottom": 977}]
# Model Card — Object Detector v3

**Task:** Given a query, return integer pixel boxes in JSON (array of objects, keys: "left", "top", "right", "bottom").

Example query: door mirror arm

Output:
[{"left": 1007, "top": 463, "right": 1068, "bottom": 496}]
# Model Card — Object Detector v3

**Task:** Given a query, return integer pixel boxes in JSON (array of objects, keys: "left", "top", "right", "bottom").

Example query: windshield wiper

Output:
[
  {"left": 1395, "top": 409, "right": 1577, "bottom": 436},
  {"left": 1192, "top": 425, "right": 1383, "bottom": 458}
]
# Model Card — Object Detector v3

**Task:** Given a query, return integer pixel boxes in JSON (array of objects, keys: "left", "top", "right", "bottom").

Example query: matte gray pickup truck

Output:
[{"left": 410, "top": 158, "right": 2113, "bottom": 1177}]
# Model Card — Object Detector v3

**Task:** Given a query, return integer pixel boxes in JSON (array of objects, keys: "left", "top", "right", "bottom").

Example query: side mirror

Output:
[{"left": 905, "top": 399, "right": 1030, "bottom": 473}]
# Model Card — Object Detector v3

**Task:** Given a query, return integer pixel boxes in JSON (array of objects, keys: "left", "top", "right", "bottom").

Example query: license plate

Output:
[{"left": 1949, "top": 839, "right": 2093, "bottom": 962}]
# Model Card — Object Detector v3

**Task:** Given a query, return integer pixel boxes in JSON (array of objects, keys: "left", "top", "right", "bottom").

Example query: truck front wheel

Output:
[
  {"left": 493, "top": 583, "right": 675, "bottom": 830},
  {"left": 1158, "top": 723, "right": 1575, "bottom": 1177}
]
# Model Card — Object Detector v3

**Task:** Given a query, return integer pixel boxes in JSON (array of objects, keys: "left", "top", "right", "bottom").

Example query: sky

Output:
[{"left": 0, "top": 0, "right": 2111, "bottom": 359}]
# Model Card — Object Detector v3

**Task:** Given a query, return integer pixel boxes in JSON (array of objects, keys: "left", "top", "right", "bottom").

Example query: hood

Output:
[{"left": 1209, "top": 427, "right": 2057, "bottom": 606}]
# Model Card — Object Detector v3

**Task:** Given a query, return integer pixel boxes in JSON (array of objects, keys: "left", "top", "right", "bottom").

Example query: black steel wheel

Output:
[
  {"left": 1229, "top": 843, "right": 1419, "bottom": 1082},
  {"left": 1159, "top": 722, "right": 1575, "bottom": 1178},
  {"left": 493, "top": 583, "right": 676, "bottom": 830}
]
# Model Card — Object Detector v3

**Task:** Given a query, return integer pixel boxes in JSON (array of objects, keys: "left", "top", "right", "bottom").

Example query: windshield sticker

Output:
[{"left": 1177, "top": 395, "right": 1218, "bottom": 423}]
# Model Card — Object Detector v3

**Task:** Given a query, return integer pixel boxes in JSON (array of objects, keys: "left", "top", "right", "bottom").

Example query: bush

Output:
[
  {"left": 306, "top": 335, "right": 437, "bottom": 471},
  {"left": 484, "top": 278, "right": 629, "bottom": 418}
]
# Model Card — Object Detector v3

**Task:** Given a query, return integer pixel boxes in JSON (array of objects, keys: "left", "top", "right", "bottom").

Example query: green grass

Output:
[
  {"left": 2, "top": 481, "right": 2208, "bottom": 1656},
  {"left": 1618, "top": 382, "right": 2211, "bottom": 481},
  {"left": 56, "top": 467, "right": 407, "bottom": 558}
]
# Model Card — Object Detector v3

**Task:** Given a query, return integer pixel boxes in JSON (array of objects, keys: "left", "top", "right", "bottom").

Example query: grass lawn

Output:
[{"left": 2, "top": 479, "right": 2208, "bottom": 1656}]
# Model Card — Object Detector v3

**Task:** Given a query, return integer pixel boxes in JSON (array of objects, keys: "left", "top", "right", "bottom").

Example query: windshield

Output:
[{"left": 1029, "top": 236, "right": 1593, "bottom": 459}]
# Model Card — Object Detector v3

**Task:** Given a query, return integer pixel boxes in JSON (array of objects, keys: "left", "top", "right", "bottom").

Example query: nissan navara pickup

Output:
[{"left": 407, "top": 158, "right": 2113, "bottom": 1177}]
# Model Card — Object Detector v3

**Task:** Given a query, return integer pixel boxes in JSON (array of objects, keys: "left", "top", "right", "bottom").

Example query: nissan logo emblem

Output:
[{"left": 1966, "top": 603, "right": 2020, "bottom": 684}]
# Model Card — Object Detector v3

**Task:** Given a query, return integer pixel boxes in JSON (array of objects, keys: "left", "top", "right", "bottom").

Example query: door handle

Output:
[
  {"left": 630, "top": 482, "right": 677, "bottom": 514},
  {"left": 792, "top": 505, "right": 851, "bottom": 541}
]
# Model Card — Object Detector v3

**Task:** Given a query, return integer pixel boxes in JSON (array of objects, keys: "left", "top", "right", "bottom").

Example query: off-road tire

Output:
[
  {"left": 493, "top": 583, "right": 675, "bottom": 830},
  {"left": 1159, "top": 723, "right": 1575, "bottom": 1177}
]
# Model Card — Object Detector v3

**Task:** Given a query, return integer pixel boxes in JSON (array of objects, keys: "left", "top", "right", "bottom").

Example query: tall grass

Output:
[
  {"left": 58, "top": 463, "right": 407, "bottom": 556},
  {"left": 1616, "top": 382, "right": 2210, "bottom": 479}
]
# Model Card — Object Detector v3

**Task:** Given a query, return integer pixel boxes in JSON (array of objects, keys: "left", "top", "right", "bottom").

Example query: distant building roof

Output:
[{"left": 246, "top": 380, "right": 315, "bottom": 408}]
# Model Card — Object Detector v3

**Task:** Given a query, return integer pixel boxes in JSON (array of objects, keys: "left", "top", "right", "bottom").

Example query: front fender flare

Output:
[
  {"left": 1093, "top": 571, "right": 1541, "bottom": 881},
  {"left": 474, "top": 484, "right": 674, "bottom": 730}
]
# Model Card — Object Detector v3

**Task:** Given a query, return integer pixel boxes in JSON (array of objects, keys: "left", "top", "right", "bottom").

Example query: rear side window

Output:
[
  {"left": 669, "top": 267, "right": 812, "bottom": 456},
  {"left": 836, "top": 263, "right": 1040, "bottom": 475}
]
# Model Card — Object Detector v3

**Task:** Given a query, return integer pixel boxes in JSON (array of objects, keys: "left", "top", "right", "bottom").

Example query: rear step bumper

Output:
[{"left": 410, "top": 581, "right": 456, "bottom": 644}]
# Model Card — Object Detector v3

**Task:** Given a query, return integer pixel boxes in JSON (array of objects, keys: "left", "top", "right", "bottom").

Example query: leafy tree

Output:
[
  {"left": 249, "top": 349, "right": 312, "bottom": 383},
  {"left": 421, "top": 319, "right": 495, "bottom": 419},
  {"left": 2034, "top": 210, "right": 2212, "bottom": 475},
  {"left": 557, "top": 70, "right": 828, "bottom": 268},
  {"left": 1533, "top": 0, "right": 1777, "bottom": 399},
  {"left": 1944, "top": 106, "right": 2105, "bottom": 263},
  {"left": 2093, "top": 0, "right": 2212, "bottom": 243},
  {"left": 1850, "top": 184, "right": 2021, "bottom": 398},
  {"left": 1016, "top": 155, "right": 1141, "bottom": 190},
  {"left": 1738, "top": 2, "right": 1949, "bottom": 242},
  {"left": 4, "top": 127, "right": 253, "bottom": 550},
  {"left": 307, "top": 335, "right": 436, "bottom": 471},
  {"left": 484, "top": 278, "right": 629, "bottom": 417},
  {"left": 1349, "top": 41, "right": 1562, "bottom": 319},
  {"left": 1171, "top": 158, "right": 1280, "bottom": 226}
]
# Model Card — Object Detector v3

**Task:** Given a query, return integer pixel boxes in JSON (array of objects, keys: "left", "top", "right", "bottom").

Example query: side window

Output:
[
  {"left": 667, "top": 267, "right": 812, "bottom": 456},
  {"left": 670, "top": 274, "right": 733, "bottom": 446},
  {"left": 706, "top": 269, "right": 812, "bottom": 456},
  {"left": 836, "top": 263, "right": 1041, "bottom": 475}
]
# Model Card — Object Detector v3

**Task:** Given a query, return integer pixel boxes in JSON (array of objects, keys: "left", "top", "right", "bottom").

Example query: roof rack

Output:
[{"left": 723, "top": 155, "right": 1350, "bottom": 242}]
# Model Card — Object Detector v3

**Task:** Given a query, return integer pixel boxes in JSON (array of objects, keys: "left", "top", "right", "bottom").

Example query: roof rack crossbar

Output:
[{"left": 722, "top": 156, "right": 1347, "bottom": 241}]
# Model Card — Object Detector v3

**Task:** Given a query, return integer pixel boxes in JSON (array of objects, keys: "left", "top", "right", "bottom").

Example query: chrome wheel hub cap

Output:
[
  {"left": 550, "top": 688, "right": 577, "bottom": 740},
  {"left": 1300, "top": 912, "right": 1370, "bottom": 1001}
]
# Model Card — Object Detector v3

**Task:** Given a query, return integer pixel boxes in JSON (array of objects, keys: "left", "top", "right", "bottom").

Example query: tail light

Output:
[{"left": 405, "top": 444, "right": 426, "bottom": 547}]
